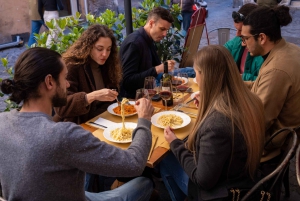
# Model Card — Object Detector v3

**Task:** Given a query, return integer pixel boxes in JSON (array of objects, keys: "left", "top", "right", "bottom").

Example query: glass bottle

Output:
[{"left": 162, "top": 61, "right": 173, "bottom": 106}]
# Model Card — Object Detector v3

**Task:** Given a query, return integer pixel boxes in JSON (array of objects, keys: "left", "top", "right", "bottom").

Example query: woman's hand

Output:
[
  {"left": 193, "top": 91, "right": 200, "bottom": 108},
  {"left": 86, "top": 89, "right": 118, "bottom": 104},
  {"left": 164, "top": 126, "right": 177, "bottom": 144}
]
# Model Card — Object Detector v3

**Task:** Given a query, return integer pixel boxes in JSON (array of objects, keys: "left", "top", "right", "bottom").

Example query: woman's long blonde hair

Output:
[
  {"left": 188, "top": 45, "right": 265, "bottom": 177},
  {"left": 62, "top": 24, "right": 122, "bottom": 88}
]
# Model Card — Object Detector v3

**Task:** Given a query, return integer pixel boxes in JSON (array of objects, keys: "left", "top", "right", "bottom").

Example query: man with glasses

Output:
[
  {"left": 224, "top": 3, "right": 264, "bottom": 81},
  {"left": 242, "top": 5, "right": 300, "bottom": 163}
]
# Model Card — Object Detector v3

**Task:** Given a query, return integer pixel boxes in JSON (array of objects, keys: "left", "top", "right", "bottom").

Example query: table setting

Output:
[{"left": 82, "top": 77, "right": 199, "bottom": 167}]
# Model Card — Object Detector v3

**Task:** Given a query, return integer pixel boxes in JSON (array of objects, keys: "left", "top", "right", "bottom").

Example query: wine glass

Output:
[
  {"left": 144, "top": 76, "right": 157, "bottom": 99},
  {"left": 135, "top": 88, "right": 150, "bottom": 102},
  {"left": 176, "top": 73, "right": 189, "bottom": 103},
  {"left": 159, "top": 80, "right": 172, "bottom": 111}
]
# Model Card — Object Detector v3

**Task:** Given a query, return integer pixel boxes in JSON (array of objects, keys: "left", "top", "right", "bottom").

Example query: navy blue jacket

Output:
[{"left": 119, "top": 27, "right": 161, "bottom": 98}]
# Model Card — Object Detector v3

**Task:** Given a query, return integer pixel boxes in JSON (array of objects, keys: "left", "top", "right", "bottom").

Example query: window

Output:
[{"left": 59, "top": 0, "right": 78, "bottom": 17}]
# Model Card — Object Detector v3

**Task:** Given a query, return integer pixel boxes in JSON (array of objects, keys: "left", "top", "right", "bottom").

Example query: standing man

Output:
[
  {"left": 0, "top": 47, "right": 154, "bottom": 201},
  {"left": 171, "top": 0, "right": 195, "bottom": 33},
  {"left": 241, "top": 5, "right": 300, "bottom": 162},
  {"left": 120, "top": 7, "right": 175, "bottom": 98},
  {"left": 28, "top": 0, "right": 44, "bottom": 46},
  {"left": 38, "top": 0, "right": 64, "bottom": 47},
  {"left": 224, "top": 3, "right": 264, "bottom": 81}
]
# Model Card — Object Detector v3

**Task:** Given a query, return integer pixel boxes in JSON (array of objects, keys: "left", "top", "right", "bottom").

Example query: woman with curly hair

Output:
[{"left": 54, "top": 24, "right": 122, "bottom": 124}]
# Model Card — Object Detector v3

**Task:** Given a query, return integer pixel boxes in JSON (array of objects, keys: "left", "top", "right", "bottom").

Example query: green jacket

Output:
[{"left": 224, "top": 36, "right": 264, "bottom": 81}]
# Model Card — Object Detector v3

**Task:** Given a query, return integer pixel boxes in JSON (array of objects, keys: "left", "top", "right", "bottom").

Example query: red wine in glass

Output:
[
  {"left": 147, "top": 89, "right": 157, "bottom": 98},
  {"left": 159, "top": 91, "right": 172, "bottom": 100},
  {"left": 172, "top": 79, "right": 182, "bottom": 86},
  {"left": 176, "top": 85, "right": 189, "bottom": 93}
]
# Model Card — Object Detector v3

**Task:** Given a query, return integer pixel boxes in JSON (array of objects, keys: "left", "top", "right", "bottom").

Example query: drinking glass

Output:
[
  {"left": 144, "top": 76, "right": 157, "bottom": 98},
  {"left": 159, "top": 80, "right": 172, "bottom": 111},
  {"left": 135, "top": 88, "right": 150, "bottom": 102},
  {"left": 176, "top": 73, "right": 189, "bottom": 103}
]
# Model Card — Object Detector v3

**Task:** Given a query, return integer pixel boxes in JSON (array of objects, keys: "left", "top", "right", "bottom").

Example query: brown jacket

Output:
[
  {"left": 246, "top": 39, "right": 300, "bottom": 161},
  {"left": 53, "top": 63, "right": 117, "bottom": 124}
]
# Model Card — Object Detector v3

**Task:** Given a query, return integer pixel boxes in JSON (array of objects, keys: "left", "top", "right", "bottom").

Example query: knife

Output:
[
  {"left": 185, "top": 97, "right": 196, "bottom": 105},
  {"left": 88, "top": 122, "right": 107, "bottom": 128}
]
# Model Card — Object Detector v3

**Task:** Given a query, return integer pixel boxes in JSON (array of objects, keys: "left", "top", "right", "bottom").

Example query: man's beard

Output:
[{"left": 52, "top": 87, "right": 67, "bottom": 107}]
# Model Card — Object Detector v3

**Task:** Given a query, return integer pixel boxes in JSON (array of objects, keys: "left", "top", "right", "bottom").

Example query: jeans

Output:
[
  {"left": 44, "top": 10, "right": 59, "bottom": 47},
  {"left": 85, "top": 176, "right": 153, "bottom": 201},
  {"left": 182, "top": 11, "right": 194, "bottom": 32},
  {"left": 28, "top": 20, "right": 44, "bottom": 47},
  {"left": 160, "top": 152, "right": 189, "bottom": 201}
]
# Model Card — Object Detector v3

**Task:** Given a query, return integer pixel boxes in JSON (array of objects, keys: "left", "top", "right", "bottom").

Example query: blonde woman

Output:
[{"left": 160, "top": 45, "right": 265, "bottom": 200}]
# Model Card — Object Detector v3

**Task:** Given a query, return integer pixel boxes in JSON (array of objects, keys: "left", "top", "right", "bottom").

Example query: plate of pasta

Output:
[
  {"left": 103, "top": 122, "right": 137, "bottom": 143},
  {"left": 151, "top": 111, "right": 191, "bottom": 129},
  {"left": 174, "top": 76, "right": 188, "bottom": 85},
  {"left": 107, "top": 101, "right": 137, "bottom": 117}
]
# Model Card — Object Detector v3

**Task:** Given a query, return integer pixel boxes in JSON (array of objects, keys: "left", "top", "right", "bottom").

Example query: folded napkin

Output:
[{"left": 93, "top": 117, "right": 116, "bottom": 129}]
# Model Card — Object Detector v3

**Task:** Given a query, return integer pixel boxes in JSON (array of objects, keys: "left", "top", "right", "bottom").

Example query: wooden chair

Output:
[
  {"left": 179, "top": 7, "right": 208, "bottom": 68},
  {"left": 241, "top": 127, "right": 298, "bottom": 201}
]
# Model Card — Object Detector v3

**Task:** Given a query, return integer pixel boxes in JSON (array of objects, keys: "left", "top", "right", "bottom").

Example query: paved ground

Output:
[{"left": 0, "top": 0, "right": 299, "bottom": 200}]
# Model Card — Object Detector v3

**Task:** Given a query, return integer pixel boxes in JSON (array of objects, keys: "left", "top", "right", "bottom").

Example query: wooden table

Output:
[{"left": 81, "top": 78, "right": 199, "bottom": 168}]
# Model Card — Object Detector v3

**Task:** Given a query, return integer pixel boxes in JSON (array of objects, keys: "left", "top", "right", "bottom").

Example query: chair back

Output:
[
  {"left": 295, "top": 126, "right": 300, "bottom": 186},
  {"left": 190, "top": 7, "right": 206, "bottom": 27},
  {"left": 296, "top": 145, "right": 300, "bottom": 187},
  {"left": 208, "top": 27, "right": 236, "bottom": 45},
  {"left": 179, "top": 8, "right": 208, "bottom": 68},
  {"left": 241, "top": 127, "right": 298, "bottom": 201}
]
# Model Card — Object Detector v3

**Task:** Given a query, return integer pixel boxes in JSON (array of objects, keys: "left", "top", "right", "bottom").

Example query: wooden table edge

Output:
[{"left": 81, "top": 123, "right": 168, "bottom": 168}]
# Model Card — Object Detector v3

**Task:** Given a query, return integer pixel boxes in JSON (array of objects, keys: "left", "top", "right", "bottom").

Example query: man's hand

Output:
[
  {"left": 155, "top": 60, "right": 176, "bottom": 74},
  {"left": 135, "top": 98, "right": 154, "bottom": 121}
]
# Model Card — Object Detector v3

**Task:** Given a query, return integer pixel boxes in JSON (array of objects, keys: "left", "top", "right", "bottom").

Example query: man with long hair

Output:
[
  {"left": 224, "top": 3, "right": 264, "bottom": 81},
  {"left": 242, "top": 5, "right": 300, "bottom": 162},
  {"left": 0, "top": 47, "right": 154, "bottom": 201}
]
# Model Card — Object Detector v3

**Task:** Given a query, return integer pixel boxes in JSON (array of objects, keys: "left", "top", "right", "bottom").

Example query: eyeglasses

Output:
[
  {"left": 232, "top": 11, "right": 245, "bottom": 23},
  {"left": 239, "top": 34, "right": 259, "bottom": 43}
]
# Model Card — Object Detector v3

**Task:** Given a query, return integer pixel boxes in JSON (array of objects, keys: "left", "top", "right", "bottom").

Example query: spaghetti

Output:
[
  {"left": 157, "top": 114, "right": 183, "bottom": 127},
  {"left": 110, "top": 98, "right": 134, "bottom": 141}
]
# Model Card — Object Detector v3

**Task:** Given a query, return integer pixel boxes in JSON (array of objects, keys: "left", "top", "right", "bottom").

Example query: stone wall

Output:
[{"left": 0, "top": 0, "right": 29, "bottom": 44}]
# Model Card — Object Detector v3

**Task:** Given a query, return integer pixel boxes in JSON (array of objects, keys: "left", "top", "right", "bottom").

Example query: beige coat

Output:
[
  {"left": 29, "top": 0, "right": 41, "bottom": 20},
  {"left": 246, "top": 39, "right": 300, "bottom": 161}
]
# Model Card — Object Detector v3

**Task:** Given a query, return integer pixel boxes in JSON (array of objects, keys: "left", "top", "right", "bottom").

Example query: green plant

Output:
[
  {"left": 1, "top": 0, "right": 184, "bottom": 112},
  {"left": 0, "top": 58, "right": 20, "bottom": 111}
]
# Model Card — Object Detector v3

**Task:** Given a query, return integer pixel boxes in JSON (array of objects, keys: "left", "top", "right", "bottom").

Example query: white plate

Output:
[
  {"left": 103, "top": 122, "right": 137, "bottom": 143},
  {"left": 151, "top": 111, "right": 191, "bottom": 129},
  {"left": 174, "top": 76, "right": 188, "bottom": 85},
  {"left": 193, "top": 77, "right": 197, "bottom": 84},
  {"left": 190, "top": 91, "right": 200, "bottom": 99},
  {"left": 107, "top": 101, "right": 137, "bottom": 117}
]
